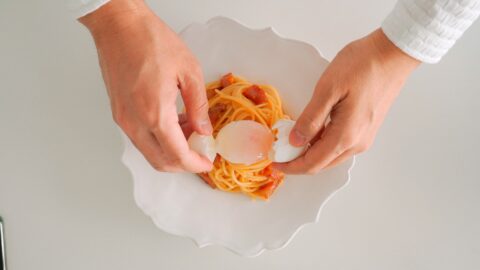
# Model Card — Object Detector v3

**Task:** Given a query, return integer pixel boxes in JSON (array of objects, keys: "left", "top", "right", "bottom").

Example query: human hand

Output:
[
  {"left": 275, "top": 29, "right": 420, "bottom": 174},
  {"left": 79, "top": 0, "right": 213, "bottom": 172}
]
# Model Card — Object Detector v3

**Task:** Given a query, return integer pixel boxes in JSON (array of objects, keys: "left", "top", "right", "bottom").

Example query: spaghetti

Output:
[{"left": 199, "top": 73, "right": 288, "bottom": 200}]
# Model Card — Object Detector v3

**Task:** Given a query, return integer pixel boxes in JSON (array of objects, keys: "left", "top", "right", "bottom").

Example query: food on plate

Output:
[{"left": 188, "top": 73, "right": 306, "bottom": 200}]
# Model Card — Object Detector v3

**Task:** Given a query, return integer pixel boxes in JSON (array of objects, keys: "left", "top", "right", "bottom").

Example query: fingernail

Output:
[
  {"left": 200, "top": 120, "right": 213, "bottom": 134},
  {"left": 291, "top": 130, "right": 307, "bottom": 146}
]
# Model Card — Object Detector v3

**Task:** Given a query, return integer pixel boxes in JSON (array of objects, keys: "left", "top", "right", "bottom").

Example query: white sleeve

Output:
[
  {"left": 382, "top": 0, "right": 480, "bottom": 63},
  {"left": 67, "top": 0, "right": 111, "bottom": 19}
]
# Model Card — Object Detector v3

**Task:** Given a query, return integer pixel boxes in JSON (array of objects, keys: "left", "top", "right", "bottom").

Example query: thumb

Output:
[
  {"left": 290, "top": 82, "right": 336, "bottom": 146},
  {"left": 179, "top": 71, "right": 212, "bottom": 135},
  {"left": 178, "top": 113, "right": 194, "bottom": 139}
]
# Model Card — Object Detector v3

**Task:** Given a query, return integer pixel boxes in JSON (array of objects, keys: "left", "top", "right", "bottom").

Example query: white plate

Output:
[{"left": 121, "top": 16, "right": 355, "bottom": 257}]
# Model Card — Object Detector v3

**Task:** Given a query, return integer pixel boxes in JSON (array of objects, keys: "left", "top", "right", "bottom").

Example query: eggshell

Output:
[
  {"left": 187, "top": 132, "right": 217, "bottom": 162},
  {"left": 269, "top": 119, "right": 307, "bottom": 163}
]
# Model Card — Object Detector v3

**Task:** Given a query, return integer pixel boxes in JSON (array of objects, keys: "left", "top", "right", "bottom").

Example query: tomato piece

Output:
[
  {"left": 206, "top": 88, "right": 217, "bottom": 99},
  {"left": 242, "top": 85, "right": 268, "bottom": 105},
  {"left": 255, "top": 165, "right": 284, "bottom": 200},
  {"left": 254, "top": 179, "right": 281, "bottom": 200},
  {"left": 208, "top": 103, "right": 227, "bottom": 126},
  {"left": 198, "top": 173, "right": 216, "bottom": 189},
  {"left": 269, "top": 167, "right": 284, "bottom": 182},
  {"left": 260, "top": 164, "right": 273, "bottom": 176},
  {"left": 220, "top": 73, "right": 235, "bottom": 88}
]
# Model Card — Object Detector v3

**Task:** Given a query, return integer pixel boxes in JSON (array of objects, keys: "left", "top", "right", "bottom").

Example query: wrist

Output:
[
  {"left": 79, "top": 0, "right": 150, "bottom": 41},
  {"left": 368, "top": 28, "right": 421, "bottom": 76}
]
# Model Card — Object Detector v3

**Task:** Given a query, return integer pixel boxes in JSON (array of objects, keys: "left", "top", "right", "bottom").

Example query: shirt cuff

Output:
[
  {"left": 382, "top": 0, "right": 480, "bottom": 63},
  {"left": 68, "top": 0, "right": 111, "bottom": 19}
]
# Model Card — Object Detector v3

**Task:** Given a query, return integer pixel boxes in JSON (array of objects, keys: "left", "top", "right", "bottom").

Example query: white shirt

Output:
[{"left": 69, "top": 0, "right": 480, "bottom": 63}]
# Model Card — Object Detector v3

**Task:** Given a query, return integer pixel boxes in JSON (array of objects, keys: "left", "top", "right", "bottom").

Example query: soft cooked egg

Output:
[
  {"left": 215, "top": 120, "right": 274, "bottom": 165},
  {"left": 269, "top": 119, "right": 307, "bottom": 163},
  {"left": 187, "top": 132, "right": 217, "bottom": 162},
  {"left": 187, "top": 119, "right": 305, "bottom": 165}
]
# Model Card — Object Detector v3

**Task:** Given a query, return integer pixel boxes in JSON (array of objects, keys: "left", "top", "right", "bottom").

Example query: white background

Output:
[{"left": 1, "top": 0, "right": 479, "bottom": 269}]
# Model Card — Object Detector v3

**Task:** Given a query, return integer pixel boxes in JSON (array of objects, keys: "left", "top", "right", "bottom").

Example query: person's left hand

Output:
[{"left": 275, "top": 29, "right": 420, "bottom": 174}]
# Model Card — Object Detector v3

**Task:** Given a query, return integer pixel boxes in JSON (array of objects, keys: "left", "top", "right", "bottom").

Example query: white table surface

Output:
[{"left": 1, "top": 0, "right": 480, "bottom": 269}]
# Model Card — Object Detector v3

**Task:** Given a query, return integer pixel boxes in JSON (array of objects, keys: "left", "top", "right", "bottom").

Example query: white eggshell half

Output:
[
  {"left": 187, "top": 132, "right": 217, "bottom": 162},
  {"left": 269, "top": 119, "right": 307, "bottom": 163}
]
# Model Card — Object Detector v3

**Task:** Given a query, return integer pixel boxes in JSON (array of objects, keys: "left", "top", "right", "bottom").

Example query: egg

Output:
[
  {"left": 188, "top": 119, "right": 305, "bottom": 165},
  {"left": 215, "top": 120, "right": 274, "bottom": 165},
  {"left": 187, "top": 132, "right": 217, "bottom": 162},
  {"left": 268, "top": 119, "right": 307, "bottom": 163}
]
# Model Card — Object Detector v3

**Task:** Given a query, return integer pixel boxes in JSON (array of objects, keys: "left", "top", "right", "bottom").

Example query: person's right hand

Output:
[{"left": 79, "top": 0, "right": 213, "bottom": 172}]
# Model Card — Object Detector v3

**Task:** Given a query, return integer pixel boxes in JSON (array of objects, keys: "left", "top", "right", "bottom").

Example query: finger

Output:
[
  {"left": 290, "top": 80, "right": 337, "bottom": 147},
  {"left": 152, "top": 104, "right": 213, "bottom": 173},
  {"left": 178, "top": 112, "right": 187, "bottom": 125},
  {"left": 178, "top": 113, "right": 194, "bottom": 139},
  {"left": 309, "top": 125, "right": 326, "bottom": 145},
  {"left": 276, "top": 106, "right": 361, "bottom": 174},
  {"left": 324, "top": 148, "right": 356, "bottom": 169},
  {"left": 275, "top": 128, "right": 350, "bottom": 174},
  {"left": 179, "top": 70, "right": 212, "bottom": 135},
  {"left": 126, "top": 128, "right": 184, "bottom": 172}
]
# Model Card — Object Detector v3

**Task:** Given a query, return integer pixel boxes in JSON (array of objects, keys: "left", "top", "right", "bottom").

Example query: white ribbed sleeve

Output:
[
  {"left": 382, "top": 0, "right": 480, "bottom": 63},
  {"left": 68, "top": 0, "right": 111, "bottom": 18}
]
